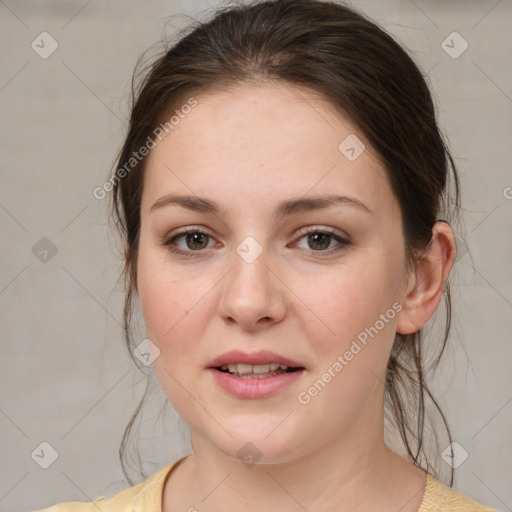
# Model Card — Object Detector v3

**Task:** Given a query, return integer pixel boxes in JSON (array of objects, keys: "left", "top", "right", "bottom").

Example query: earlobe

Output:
[{"left": 396, "top": 221, "right": 457, "bottom": 335}]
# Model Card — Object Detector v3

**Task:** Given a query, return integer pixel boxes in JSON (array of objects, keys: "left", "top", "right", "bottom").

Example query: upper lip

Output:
[{"left": 207, "top": 349, "right": 305, "bottom": 369}]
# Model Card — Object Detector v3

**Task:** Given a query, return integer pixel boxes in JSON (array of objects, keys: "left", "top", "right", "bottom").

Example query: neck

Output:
[{"left": 163, "top": 390, "right": 426, "bottom": 512}]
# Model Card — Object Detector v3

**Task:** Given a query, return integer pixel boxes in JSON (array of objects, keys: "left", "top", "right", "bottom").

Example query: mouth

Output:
[{"left": 213, "top": 363, "right": 304, "bottom": 379}]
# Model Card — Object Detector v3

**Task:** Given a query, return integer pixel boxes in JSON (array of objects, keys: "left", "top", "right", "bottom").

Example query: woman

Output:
[{"left": 37, "top": 0, "right": 498, "bottom": 510}]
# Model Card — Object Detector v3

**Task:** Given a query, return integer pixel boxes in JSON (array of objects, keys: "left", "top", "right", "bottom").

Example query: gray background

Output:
[{"left": 1, "top": 1, "right": 511, "bottom": 511}]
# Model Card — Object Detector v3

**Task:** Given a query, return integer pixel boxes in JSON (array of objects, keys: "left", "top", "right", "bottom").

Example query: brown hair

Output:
[{"left": 109, "top": 0, "right": 460, "bottom": 486}]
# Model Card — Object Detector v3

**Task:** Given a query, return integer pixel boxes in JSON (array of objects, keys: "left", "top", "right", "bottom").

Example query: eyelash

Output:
[{"left": 161, "top": 226, "right": 350, "bottom": 258}]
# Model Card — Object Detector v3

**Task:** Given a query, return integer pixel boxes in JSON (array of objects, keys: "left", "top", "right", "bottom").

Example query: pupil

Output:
[
  {"left": 309, "top": 233, "right": 330, "bottom": 250},
  {"left": 187, "top": 233, "right": 208, "bottom": 250}
]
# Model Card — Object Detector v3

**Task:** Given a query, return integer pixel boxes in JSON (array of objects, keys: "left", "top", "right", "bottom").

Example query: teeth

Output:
[{"left": 220, "top": 363, "right": 289, "bottom": 374}]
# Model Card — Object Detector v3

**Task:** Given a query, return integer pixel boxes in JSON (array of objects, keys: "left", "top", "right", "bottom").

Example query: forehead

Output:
[{"left": 142, "top": 82, "right": 396, "bottom": 217}]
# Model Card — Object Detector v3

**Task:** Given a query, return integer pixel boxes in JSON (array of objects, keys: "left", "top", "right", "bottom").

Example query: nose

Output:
[{"left": 217, "top": 243, "right": 286, "bottom": 331}]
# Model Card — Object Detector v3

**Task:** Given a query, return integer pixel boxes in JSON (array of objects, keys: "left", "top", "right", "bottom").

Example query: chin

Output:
[{"left": 204, "top": 429, "right": 304, "bottom": 467}]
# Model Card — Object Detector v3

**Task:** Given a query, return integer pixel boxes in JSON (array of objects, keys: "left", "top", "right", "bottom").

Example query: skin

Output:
[{"left": 135, "top": 82, "right": 456, "bottom": 512}]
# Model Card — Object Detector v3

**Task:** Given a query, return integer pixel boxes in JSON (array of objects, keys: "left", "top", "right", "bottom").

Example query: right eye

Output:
[{"left": 162, "top": 228, "right": 217, "bottom": 257}]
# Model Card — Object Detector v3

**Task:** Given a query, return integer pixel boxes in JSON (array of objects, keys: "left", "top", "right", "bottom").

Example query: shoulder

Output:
[
  {"left": 419, "top": 474, "right": 499, "bottom": 512},
  {"left": 33, "top": 462, "right": 178, "bottom": 512}
]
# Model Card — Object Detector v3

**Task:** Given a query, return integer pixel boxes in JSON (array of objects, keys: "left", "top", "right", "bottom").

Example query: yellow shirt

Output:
[{"left": 35, "top": 458, "right": 498, "bottom": 512}]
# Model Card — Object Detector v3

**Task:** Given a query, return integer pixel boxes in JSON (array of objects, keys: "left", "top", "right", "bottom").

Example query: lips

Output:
[{"left": 207, "top": 349, "right": 305, "bottom": 370}]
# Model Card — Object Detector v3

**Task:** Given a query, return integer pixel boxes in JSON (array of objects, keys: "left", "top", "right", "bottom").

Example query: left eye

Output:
[{"left": 295, "top": 230, "right": 346, "bottom": 252}]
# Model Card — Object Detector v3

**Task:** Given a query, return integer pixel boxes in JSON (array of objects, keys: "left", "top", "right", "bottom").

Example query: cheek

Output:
[
  {"left": 299, "top": 256, "right": 401, "bottom": 374},
  {"left": 313, "top": 260, "right": 397, "bottom": 330},
  {"left": 297, "top": 272, "right": 399, "bottom": 414},
  {"left": 138, "top": 274, "right": 202, "bottom": 347},
  {"left": 137, "top": 265, "right": 180, "bottom": 341},
  {"left": 136, "top": 242, "right": 218, "bottom": 363},
  {"left": 137, "top": 235, "right": 193, "bottom": 333},
  {"left": 136, "top": 247, "right": 214, "bottom": 410}
]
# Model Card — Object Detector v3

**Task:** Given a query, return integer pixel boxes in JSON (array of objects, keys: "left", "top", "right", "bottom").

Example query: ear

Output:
[{"left": 396, "top": 221, "right": 457, "bottom": 335}]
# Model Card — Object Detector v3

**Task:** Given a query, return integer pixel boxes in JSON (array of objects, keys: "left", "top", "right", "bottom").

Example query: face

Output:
[{"left": 136, "top": 83, "right": 411, "bottom": 464}]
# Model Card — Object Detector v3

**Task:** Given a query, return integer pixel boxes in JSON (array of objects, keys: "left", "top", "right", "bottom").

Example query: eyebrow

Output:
[{"left": 149, "top": 193, "right": 372, "bottom": 217}]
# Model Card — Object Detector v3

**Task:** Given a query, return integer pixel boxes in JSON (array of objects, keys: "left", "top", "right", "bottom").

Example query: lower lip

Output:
[{"left": 207, "top": 368, "right": 305, "bottom": 398}]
